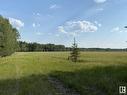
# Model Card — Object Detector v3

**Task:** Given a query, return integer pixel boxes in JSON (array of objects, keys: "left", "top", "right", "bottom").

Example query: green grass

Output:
[{"left": 0, "top": 52, "right": 127, "bottom": 95}]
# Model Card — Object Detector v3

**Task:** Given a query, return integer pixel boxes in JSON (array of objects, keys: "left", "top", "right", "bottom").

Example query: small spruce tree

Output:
[{"left": 70, "top": 38, "right": 80, "bottom": 62}]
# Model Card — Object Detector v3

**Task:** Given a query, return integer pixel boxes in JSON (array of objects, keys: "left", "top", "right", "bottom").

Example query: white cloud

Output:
[
  {"left": 36, "top": 32, "right": 43, "bottom": 35},
  {"left": 58, "top": 26, "right": 67, "bottom": 33},
  {"left": 9, "top": 17, "right": 24, "bottom": 30},
  {"left": 58, "top": 20, "right": 98, "bottom": 36},
  {"left": 111, "top": 27, "right": 127, "bottom": 33},
  {"left": 94, "top": 21, "right": 102, "bottom": 27},
  {"left": 49, "top": 4, "right": 60, "bottom": 9},
  {"left": 94, "top": 0, "right": 107, "bottom": 3},
  {"left": 111, "top": 27, "right": 120, "bottom": 32},
  {"left": 36, "top": 13, "right": 41, "bottom": 16},
  {"left": 32, "top": 23, "right": 40, "bottom": 28},
  {"left": 96, "top": 8, "right": 104, "bottom": 11},
  {"left": 98, "top": 24, "right": 102, "bottom": 27},
  {"left": 19, "top": 39, "right": 32, "bottom": 43},
  {"left": 32, "top": 23, "right": 36, "bottom": 27},
  {"left": 33, "top": 12, "right": 41, "bottom": 16}
]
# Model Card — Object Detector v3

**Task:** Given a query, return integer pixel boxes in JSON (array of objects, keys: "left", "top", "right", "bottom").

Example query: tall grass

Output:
[{"left": 0, "top": 52, "right": 127, "bottom": 95}]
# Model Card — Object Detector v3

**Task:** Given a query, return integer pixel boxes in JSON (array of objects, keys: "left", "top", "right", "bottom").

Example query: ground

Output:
[{"left": 0, "top": 52, "right": 127, "bottom": 95}]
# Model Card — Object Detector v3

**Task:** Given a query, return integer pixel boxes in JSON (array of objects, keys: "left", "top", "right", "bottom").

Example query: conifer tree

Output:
[{"left": 70, "top": 38, "right": 80, "bottom": 62}]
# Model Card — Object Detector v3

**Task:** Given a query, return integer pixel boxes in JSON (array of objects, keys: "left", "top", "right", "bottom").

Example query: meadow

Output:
[{"left": 0, "top": 52, "right": 127, "bottom": 95}]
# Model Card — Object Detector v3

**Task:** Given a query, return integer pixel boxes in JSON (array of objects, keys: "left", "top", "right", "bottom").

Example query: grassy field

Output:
[{"left": 0, "top": 52, "right": 127, "bottom": 95}]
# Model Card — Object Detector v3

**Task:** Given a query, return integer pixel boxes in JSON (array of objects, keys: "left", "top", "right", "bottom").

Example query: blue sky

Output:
[{"left": 0, "top": 0, "right": 127, "bottom": 48}]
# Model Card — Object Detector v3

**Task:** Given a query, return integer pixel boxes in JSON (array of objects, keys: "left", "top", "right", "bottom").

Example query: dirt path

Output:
[{"left": 48, "top": 76, "right": 80, "bottom": 95}]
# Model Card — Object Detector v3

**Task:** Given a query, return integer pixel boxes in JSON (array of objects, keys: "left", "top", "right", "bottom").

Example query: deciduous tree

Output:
[{"left": 0, "top": 15, "right": 19, "bottom": 56}]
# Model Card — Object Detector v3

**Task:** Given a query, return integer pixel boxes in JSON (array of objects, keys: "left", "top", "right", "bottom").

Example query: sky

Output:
[{"left": 0, "top": 0, "right": 127, "bottom": 48}]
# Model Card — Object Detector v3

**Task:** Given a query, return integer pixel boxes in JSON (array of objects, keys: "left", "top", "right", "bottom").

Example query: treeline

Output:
[
  {"left": 0, "top": 16, "right": 19, "bottom": 56},
  {"left": 18, "top": 41, "right": 66, "bottom": 52},
  {"left": 79, "top": 48, "right": 127, "bottom": 52},
  {"left": 18, "top": 41, "right": 127, "bottom": 52}
]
